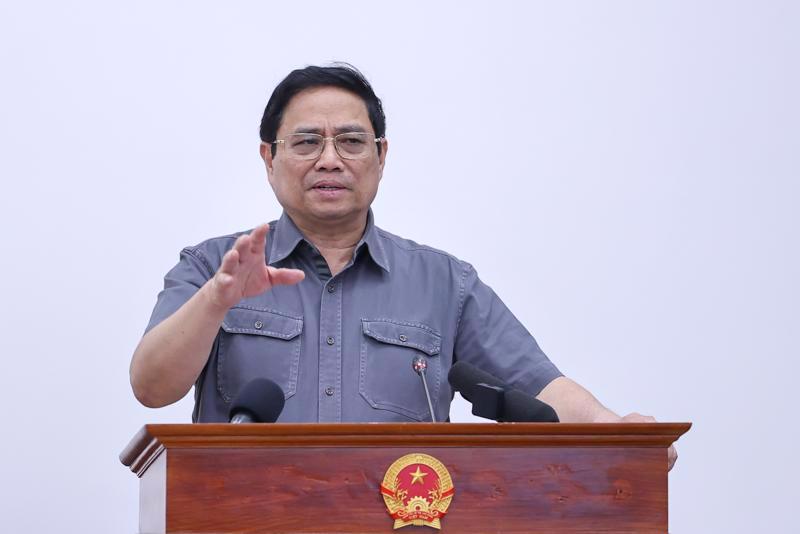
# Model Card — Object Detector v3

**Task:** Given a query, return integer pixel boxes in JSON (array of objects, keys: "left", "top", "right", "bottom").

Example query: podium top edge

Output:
[{"left": 120, "top": 422, "right": 691, "bottom": 470}]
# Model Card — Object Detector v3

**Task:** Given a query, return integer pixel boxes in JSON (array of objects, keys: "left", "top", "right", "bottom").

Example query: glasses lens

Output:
[
  {"left": 286, "top": 134, "right": 323, "bottom": 158},
  {"left": 335, "top": 133, "right": 373, "bottom": 159}
]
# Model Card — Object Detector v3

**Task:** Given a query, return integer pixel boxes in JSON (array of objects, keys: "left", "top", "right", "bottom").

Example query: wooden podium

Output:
[{"left": 120, "top": 422, "right": 689, "bottom": 533}]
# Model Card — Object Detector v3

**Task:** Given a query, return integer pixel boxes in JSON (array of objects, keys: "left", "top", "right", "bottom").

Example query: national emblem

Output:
[{"left": 380, "top": 453, "right": 455, "bottom": 530}]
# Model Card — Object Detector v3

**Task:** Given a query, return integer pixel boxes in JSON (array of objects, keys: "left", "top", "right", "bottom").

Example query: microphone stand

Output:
[{"left": 412, "top": 356, "right": 437, "bottom": 422}]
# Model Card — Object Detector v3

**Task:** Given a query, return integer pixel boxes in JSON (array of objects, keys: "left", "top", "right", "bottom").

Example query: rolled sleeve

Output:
[{"left": 454, "top": 262, "right": 562, "bottom": 396}]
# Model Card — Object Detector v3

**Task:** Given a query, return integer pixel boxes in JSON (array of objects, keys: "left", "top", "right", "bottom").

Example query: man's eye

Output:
[
  {"left": 291, "top": 136, "right": 321, "bottom": 147},
  {"left": 340, "top": 135, "right": 366, "bottom": 145}
]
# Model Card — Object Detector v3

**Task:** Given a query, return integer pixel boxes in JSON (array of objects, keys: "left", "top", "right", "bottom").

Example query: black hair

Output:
[{"left": 259, "top": 63, "right": 386, "bottom": 157}]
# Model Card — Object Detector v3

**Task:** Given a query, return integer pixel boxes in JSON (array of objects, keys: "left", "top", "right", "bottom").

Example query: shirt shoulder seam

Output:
[
  {"left": 375, "top": 228, "right": 463, "bottom": 263},
  {"left": 181, "top": 232, "right": 246, "bottom": 278},
  {"left": 181, "top": 247, "right": 216, "bottom": 278}
]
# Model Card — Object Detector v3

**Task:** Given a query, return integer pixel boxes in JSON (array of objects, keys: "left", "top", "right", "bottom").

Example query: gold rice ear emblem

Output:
[{"left": 380, "top": 453, "right": 455, "bottom": 530}]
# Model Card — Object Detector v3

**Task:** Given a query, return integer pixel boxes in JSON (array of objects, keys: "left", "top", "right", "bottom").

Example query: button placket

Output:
[{"left": 318, "top": 274, "right": 343, "bottom": 422}]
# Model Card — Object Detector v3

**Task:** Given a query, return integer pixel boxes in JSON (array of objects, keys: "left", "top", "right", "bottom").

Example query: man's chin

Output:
[{"left": 305, "top": 205, "right": 366, "bottom": 225}]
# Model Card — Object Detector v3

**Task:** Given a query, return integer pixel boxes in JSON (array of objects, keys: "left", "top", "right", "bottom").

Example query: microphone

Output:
[
  {"left": 411, "top": 356, "right": 437, "bottom": 422},
  {"left": 447, "top": 361, "right": 504, "bottom": 402},
  {"left": 228, "top": 378, "right": 286, "bottom": 423},
  {"left": 448, "top": 361, "right": 559, "bottom": 422}
]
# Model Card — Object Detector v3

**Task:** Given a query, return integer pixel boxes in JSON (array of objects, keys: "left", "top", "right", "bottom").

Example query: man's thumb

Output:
[{"left": 268, "top": 267, "right": 305, "bottom": 287}]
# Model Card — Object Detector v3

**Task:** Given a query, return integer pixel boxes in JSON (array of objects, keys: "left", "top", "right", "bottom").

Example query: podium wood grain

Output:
[{"left": 121, "top": 423, "right": 690, "bottom": 534}]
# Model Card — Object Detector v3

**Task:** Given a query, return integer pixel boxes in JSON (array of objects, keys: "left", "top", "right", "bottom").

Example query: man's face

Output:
[{"left": 261, "top": 86, "right": 388, "bottom": 229}]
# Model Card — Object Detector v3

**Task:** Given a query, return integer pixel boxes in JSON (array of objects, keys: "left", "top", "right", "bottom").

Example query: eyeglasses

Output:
[{"left": 272, "top": 132, "right": 383, "bottom": 160}]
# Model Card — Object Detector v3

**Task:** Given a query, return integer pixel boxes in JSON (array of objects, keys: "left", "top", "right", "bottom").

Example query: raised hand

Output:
[{"left": 207, "top": 223, "right": 305, "bottom": 310}]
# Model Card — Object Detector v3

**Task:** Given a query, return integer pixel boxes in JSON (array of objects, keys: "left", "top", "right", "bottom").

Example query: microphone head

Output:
[
  {"left": 412, "top": 355, "right": 428, "bottom": 375},
  {"left": 503, "top": 389, "right": 560, "bottom": 423},
  {"left": 447, "top": 361, "right": 504, "bottom": 402},
  {"left": 448, "top": 362, "right": 560, "bottom": 422},
  {"left": 228, "top": 378, "right": 286, "bottom": 423}
]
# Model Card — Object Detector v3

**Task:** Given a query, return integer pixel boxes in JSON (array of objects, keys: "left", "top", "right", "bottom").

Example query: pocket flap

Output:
[
  {"left": 361, "top": 319, "right": 441, "bottom": 356},
  {"left": 222, "top": 306, "right": 302, "bottom": 340}
]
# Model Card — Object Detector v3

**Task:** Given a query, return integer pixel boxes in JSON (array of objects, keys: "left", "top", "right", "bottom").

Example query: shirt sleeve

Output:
[
  {"left": 144, "top": 247, "right": 216, "bottom": 334},
  {"left": 453, "top": 262, "right": 562, "bottom": 396}
]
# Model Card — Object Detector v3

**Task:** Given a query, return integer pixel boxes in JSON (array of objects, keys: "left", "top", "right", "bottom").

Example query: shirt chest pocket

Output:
[
  {"left": 217, "top": 306, "right": 303, "bottom": 403},
  {"left": 359, "top": 319, "right": 441, "bottom": 421}
]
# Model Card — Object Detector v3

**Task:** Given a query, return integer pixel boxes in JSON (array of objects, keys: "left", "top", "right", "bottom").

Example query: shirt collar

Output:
[
  {"left": 268, "top": 209, "right": 390, "bottom": 273},
  {"left": 359, "top": 209, "right": 391, "bottom": 273}
]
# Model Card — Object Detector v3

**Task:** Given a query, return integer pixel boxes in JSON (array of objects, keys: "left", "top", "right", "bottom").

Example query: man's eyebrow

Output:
[
  {"left": 289, "top": 124, "right": 370, "bottom": 135},
  {"left": 334, "top": 124, "right": 369, "bottom": 134},
  {"left": 291, "top": 126, "right": 323, "bottom": 134}
]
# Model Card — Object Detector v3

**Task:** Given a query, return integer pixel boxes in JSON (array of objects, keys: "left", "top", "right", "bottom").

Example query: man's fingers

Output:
[
  {"left": 233, "top": 233, "right": 256, "bottom": 265},
  {"left": 619, "top": 412, "right": 676, "bottom": 470},
  {"left": 237, "top": 223, "right": 270, "bottom": 261},
  {"left": 621, "top": 412, "right": 657, "bottom": 423},
  {"left": 250, "top": 223, "right": 269, "bottom": 254},
  {"left": 267, "top": 267, "right": 305, "bottom": 287},
  {"left": 219, "top": 248, "right": 240, "bottom": 275},
  {"left": 667, "top": 445, "right": 678, "bottom": 471}
]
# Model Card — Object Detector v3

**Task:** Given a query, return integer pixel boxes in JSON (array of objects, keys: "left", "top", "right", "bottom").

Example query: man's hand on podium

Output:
[
  {"left": 619, "top": 412, "right": 678, "bottom": 471},
  {"left": 536, "top": 377, "right": 679, "bottom": 472}
]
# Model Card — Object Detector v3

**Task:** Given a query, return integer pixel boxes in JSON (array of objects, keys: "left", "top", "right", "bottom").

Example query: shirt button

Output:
[
  {"left": 326, "top": 336, "right": 335, "bottom": 345},
  {"left": 254, "top": 320, "right": 263, "bottom": 329},
  {"left": 327, "top": 284, "right": 336, "bottom": 293},
  {"left": 325, "top": 386, "right": 335, "bottom": 396},
  {"left": 399, "top": 334, "right": 408, "bottom": 342}
]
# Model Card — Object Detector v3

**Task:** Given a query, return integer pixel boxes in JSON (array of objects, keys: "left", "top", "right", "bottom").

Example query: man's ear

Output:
[
  {"left": 260, "top": 142, "right": 274, "bottom": 175},
  {"left": 377, "top": 138, "right": 388, "bottom": 181}
]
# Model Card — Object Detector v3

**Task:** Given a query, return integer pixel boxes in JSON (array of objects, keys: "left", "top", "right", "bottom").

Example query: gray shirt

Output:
[{"left": 146, "top": 211, "right": 562, "bottom": 422}]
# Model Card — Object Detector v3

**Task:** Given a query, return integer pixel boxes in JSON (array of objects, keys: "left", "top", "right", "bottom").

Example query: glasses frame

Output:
[{"left": 271, "top": 132, "right": 384, "bottom": 161}]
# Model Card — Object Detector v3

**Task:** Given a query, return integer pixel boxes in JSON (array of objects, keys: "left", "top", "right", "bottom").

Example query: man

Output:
[{"left": 130, "top": 64, "right": 676, "bottom": 469}]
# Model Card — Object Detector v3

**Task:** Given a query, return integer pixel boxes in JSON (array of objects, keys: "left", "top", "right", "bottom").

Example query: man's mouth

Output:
[{"left": 311, "top": 181, "right": 347, "bottom": 191}]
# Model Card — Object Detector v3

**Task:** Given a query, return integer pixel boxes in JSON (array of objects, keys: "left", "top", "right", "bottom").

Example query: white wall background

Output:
[{"left": 0, "top": 1, "right": 797, "bottom": 532}]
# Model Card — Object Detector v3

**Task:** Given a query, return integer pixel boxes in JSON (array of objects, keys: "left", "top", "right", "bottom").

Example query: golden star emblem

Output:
[{"left": 409, "top": 466, "right": 428, "bottom": 485}]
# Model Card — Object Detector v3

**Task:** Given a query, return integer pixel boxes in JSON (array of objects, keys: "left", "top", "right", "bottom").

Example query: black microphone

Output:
[
  {"left": 411, "top": 356, "right": 437, "bottom": 422},
  {"left": 447, "top": 361, "right": 505, "bottom": 402},
  {"left": 228, "top": 378, "right": 286, "bottom": 423},
  {"left": 448, "top": 361, "right": 559, "bottom": 422}
]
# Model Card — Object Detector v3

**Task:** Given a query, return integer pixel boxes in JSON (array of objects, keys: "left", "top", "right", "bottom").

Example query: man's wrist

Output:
[
  {"left": 199, "top": 281, "right": 234, "bottom": 318},
  {"left": 591, "top": 409, "right": 622, "bottom": 423}
]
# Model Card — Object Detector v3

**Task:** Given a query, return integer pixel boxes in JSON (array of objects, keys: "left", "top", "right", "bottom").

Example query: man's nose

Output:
[{"left": 315, "top": 138, "right": 344, "bottom": 171}]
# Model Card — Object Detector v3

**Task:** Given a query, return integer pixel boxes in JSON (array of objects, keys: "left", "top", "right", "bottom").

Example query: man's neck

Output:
[{"left": 288, "top": 211, "right": 368, "bottom": 276}]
